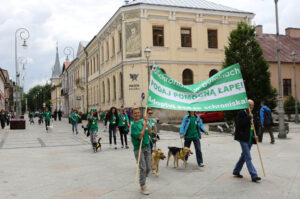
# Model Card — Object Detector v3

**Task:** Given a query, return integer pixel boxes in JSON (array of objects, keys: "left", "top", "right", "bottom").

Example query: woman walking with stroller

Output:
[
  {"left": 87, "top": 108, "right": 99, "bottom": 149},
  {"left": 105, "top": 107, "right": 119, "bottom": 149},
  {"left": 118, "top": 108, "right": 130, "bottom": 149}
]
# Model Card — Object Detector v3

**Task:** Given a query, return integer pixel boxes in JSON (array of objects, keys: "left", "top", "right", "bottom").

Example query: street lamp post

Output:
[
  {"left": 291, "top": 50, "right": 299, "bottom": 123},
  {"left": 274, "top": 0, "right": 286, "bottom": 138},
  {"left": 15, "top": 28, "right": 29, "bottom": 118},
  {"left": 144, "top": 47, "right": 152, "bottom": 87}
]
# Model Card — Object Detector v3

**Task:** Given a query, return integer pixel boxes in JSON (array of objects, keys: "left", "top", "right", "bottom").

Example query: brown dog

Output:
[
  {"left": 151, "top": 149, "right": 166, "bottom": 176},
  {"left": 166, "top": 146, "right": 193, "bottom": 169}
]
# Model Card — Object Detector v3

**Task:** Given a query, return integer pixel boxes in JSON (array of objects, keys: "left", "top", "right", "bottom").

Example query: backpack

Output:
[{"left": 264, "top": 109, "right": 273, "bottom": 126}]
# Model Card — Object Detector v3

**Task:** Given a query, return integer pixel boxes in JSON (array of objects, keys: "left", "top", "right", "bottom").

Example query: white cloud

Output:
[{"left": 0, "top": 0, "right": 298, "bottom": 93}]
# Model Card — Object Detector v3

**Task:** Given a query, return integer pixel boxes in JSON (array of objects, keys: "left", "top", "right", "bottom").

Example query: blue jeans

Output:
[
  {"left": 233, "top": 142, "right": 258, "bottom": 179},
  {"left": 184, "top": 139, "right": 203, "bottom": 165},
  {"left": 109, "top": 124, "right": 117, "bottom": 145},
  {"left": 72, "top": 123, "right": 78, "bottom": 134}
]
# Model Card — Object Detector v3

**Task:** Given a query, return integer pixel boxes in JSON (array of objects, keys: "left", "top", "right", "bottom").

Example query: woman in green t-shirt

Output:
[
  {"left": 146, "top": 108, "right": 158, "bottom": 153},
  {"left": 118, "top": 108, "right": 130, "bottom": 149},
  {"left": 105, "top": 107, "right": 119, "bottom": 149}
]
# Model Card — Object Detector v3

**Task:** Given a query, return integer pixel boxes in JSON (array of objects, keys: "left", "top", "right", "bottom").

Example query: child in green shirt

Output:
[
  {"left": 70, "top": 109, "right": 80, "bottom": 134},
  {"left": 43, "top": 107, "right": 52, "bottom": 132}
]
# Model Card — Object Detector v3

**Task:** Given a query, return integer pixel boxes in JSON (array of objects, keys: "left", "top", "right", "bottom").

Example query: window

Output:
[
  {"left": 209, "top": 69, "right": 218, "bottom": 77},
  {"left": 153, "top": 26, "right": 164, "bottom": 46},
  {"left": 112, "top": 36, "right": 115, "bottom": 56},
  {"left": 182, "top": 69, "right": 193, "bottom": 85},
  {"left": 119, "top": 31, "right": 122, "bottom": 51},
  {"left": 120, "top": 72, "right": 123, "bottom": 98},
  {"left": 101, "top": 46, "right": 104, "bottom": 64},
  {"left": 107, "top": 79, "right": 110, "bottom": 102},
  {"left": 283, "top": 79, "right": 292, "bottom": 96},
  {"left": 102, "top": 81, "right": 105, "bottom": 103},
  {"left": 208, "top": 29, "right": 218, "bottom": 48},
  {"left": 113, "top": 76, "right": 116, "bottom": 100},
  {"left": 96, "top": 54, "right": 99, "bottom": 71},
  {"left": 181, "top": 28, "right": 192, "bottom": 47},
  {"left": 106, "top": 41, "right": 109, "bottom": 60}
]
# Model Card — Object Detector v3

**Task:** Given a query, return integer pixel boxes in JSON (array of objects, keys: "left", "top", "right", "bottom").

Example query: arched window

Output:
[
  {"left": 102, "top": 81, "right": 105, "bottom": 103},
  {"left": 160, "top": 68, "right": 166, "bottom": 74},
  {"left": 107, "top": 79, "right": 110, "bottom": 102},
  {"left": 120, "top": 72, "right": 123, "bottom": 98},
  {"left": 209, "top": 69, "right": 218, "bottom": 77},
  {"left": 182, "top": 68, "right": 193, "bottom": 85},
  {"left": 113, "top": 76, "right": 116, "bottom": 100}
]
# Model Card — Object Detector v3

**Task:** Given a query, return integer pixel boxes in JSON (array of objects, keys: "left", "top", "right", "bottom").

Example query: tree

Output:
[
  {"left": 223, "top": 22, "right": 277, "bottom": 119},
  {"left": 26, "top": 84, "right": 52, "bottom": 112}
]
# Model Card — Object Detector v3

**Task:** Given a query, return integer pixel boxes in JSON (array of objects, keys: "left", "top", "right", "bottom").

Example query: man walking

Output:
[
  {"left": 43, "top": 107, "right": 52, "bottom": 132},
  {"left": 131, "top": 108, "right": 152, "bottom": 195},
  {"left": 260, "top": 101, "right": 275, "bottom": 144},
  {"left": 233, "top": 99, "right": 261, "bottom": 182}
]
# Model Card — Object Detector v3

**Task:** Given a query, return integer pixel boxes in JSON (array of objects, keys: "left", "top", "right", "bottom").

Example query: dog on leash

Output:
[
  {"left": 92, "top": 138, "right": 102, "bottom": 153},
  {"left": 82, "top": 125, "right": 90, "bottom": 137},
  {"left": 151, "top": 149, "right": 166, "bottom": 176},
  {"left": 166, "top": 146, "right": 193, "bottom": 169}
]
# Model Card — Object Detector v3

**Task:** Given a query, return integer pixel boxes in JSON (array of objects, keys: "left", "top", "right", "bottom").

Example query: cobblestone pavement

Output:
[{"left": 0, "top": 118, "right": 299, "bottom": 199}]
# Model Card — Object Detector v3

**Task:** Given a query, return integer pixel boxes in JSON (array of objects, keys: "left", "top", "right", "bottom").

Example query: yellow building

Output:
[{"left": 64, "top": 0, "right": 254, "bottom": 121}]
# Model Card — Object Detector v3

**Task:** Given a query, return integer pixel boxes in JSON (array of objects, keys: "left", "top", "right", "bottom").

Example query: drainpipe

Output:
[
  {"left": 84, "top": 49, "right": 89, "bottom": 115},
  {"left": 98, "top": 38, "right": 102, "bottom": 112},
  {"left": 121, "top": 12, "right": 125, "bottom": 107}
]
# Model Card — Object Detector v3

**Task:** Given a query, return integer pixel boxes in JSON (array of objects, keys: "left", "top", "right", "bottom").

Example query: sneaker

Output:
[
  {"left": 271, "top": 141, "right": 275, "bottom": 144},
  {"left": 252, "top": 176, "right": 261, "bottom": 183},
  {"left": 121, "top": 145, "right": 124, "bottom": 148},
  {"left": 115, "top": 145, "right": 117, "bottom": 150},
  {"left": 141, "top": 185, "right": 150, "bottom": 195},
  {"left": 125, "top": 145, "right": 129, "bottom": 149},
  {"left": 198, "top": 163, "right": 205, "bottom": 167},
  {"left": 233, "top": 173, "right": 243, "bottom": 178}
]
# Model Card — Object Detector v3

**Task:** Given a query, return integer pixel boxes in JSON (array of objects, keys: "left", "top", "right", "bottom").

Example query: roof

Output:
[
  {"left": 51, "top": 46, "right": 61, "bottom": 78},
  {"left": 126, "top": 0, "right": 250, "bottom": 14},
  {"left": 256, "top": 34, "right": 300, "bottom": 63}
]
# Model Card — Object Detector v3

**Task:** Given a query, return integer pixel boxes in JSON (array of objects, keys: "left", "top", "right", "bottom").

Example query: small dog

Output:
[
  {"left": 92, "top": 138, "right": 102, "bottom": 153},
  {"left": 82, "top": 125, "right": 90, "bottom": 137},
  {"left": 151, "top": 149, "right": 166, "bottom": 176},
  {"left": 166, "top": 146, "right": 193, "bottom": 169}
]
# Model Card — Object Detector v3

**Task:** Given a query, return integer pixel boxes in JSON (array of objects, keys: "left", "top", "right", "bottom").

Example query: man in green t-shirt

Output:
[
  {"left": 179, "top": 111, "right": 208, "bottom": 167},
  {"left": 70, "top": 109, "right": 80, "bottom": 134},
  {"left": 131, "top": 108, "right": 152, "bottom": 195},
  {"left": 87, "top": 108, "right": 98, "bottom": 146},
  {"left": 43, "top": 107, "right": 52, "bottom": 132}
]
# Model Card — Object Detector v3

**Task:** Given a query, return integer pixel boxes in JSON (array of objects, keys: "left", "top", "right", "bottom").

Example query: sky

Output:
[{"left": 0, "top": 0, "right": 298, "bottom": 92}]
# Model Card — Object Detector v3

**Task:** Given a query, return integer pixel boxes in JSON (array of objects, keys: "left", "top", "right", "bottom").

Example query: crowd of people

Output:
[{"left": 20, "top": 99, "right": 275, "bottom": 195}]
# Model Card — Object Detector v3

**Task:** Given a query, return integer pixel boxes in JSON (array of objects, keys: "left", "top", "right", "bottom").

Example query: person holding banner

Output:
[
  {"left": 179, "top": 111, "right": 207, "bottom": 167},
  {"left": 131, "top": 108, "right": 152, "bottom": 195},
  {"left": 233, "top": 99, "right": 261, "bottom": 182}
]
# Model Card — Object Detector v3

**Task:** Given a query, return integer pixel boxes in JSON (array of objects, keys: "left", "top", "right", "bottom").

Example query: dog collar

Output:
[{"left": 179, "top": 150, "right": 185, "bottom": 158}]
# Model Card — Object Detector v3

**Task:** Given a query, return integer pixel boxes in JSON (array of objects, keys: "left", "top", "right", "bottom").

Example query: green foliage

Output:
[
  {"left": 284, "top": 95, "right": 300, "bottom": 113},
  {"left": 223, "top": 22, "right": 277, "bottom": 120},
  {"left": 26, "top": 84, "right": 52, "bottom": 112}
]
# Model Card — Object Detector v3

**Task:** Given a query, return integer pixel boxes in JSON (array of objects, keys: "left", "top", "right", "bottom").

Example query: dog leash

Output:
[{"left": 180, "top": 137, "right": 184, "bottom": 148}]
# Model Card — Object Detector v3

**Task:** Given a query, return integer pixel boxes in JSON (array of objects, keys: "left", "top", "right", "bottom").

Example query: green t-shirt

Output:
[
  {"left": 108, "top": 115, "right": 117, "bottom": 125},
  {"left": 185, "top": 116, "right": 199, "bottom": 141},
  {"left": 29, "top": 112, "right": 34, "bottom": 119},
  {"left": 148, "top": 118, "right": 156, "bottom": 139},
  {"left": 87, "top": 114, "right": 98, "bottom": 131},
  {"left": 43, "top": 111, "right": 51, "bottom": 121},
  {"left": 38, "top": 112, "right": 43, "bottom": 118},
  {"left": 131, "top": 119, "right": 150, "bottom": 151},
  {"left": 118, "top": 114, "right": 129, "bottom": 127},
  {"left": 100, "top": 113, "right": 105, "bottom": 121},
  {"left": 70, "top": 113, "right": 79, "bottom": 124}
]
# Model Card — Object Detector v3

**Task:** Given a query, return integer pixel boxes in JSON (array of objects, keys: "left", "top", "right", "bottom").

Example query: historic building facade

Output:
[
  {"left": 50, "top": 46, "right": 62, "bottom": 112},
  {"left": 63, "top": 0, "right": 254, "bottom": 120}
]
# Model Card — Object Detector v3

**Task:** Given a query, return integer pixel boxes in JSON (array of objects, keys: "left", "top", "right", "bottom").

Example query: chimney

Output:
[
  {"left": 285, "top": 28, "right": 300, "bottom": 38},
  {"left": 124, "top": 0, "right": 129, "bottom": 5},
  {"left": 256, "top": 25, "right": 263, "bottom": 36}
]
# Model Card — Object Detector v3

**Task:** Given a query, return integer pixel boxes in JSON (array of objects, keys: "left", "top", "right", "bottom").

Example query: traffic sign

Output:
[{"left": 141, "top": 92, "right": 145, "bottom": 100}]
